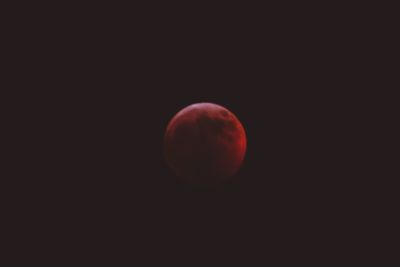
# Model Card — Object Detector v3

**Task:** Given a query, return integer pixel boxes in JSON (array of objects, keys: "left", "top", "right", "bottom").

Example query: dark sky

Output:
[{"left": 21, "top": 4, "right": 378, "bottom": 264}]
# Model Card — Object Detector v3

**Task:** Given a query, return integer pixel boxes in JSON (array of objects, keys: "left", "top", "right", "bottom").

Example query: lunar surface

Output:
[{"left": 164, "top": 103, "right": 247, "bottom": 187}]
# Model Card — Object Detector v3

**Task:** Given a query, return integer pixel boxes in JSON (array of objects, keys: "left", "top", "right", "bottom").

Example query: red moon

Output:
[{"left": 164, "top": 103, "right": 247, "bottom": 187}]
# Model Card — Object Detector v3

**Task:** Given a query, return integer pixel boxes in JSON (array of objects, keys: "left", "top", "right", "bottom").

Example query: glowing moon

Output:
[{"left": 164, "top": 103, "right": 246, "bottom": 187}]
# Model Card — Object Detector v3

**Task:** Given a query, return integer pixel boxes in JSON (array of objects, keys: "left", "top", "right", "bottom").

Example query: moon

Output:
[{"left": 164, "top": 103, "right": 247, "bottom": 187}]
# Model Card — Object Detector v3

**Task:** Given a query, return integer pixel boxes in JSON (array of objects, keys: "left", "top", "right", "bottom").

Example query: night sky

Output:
[{"left": 19, "top": 4, "right": 378, "bottom": 264}]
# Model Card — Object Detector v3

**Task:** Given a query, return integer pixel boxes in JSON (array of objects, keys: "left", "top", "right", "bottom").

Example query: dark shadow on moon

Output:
[
  {"left": 171, "top": 121, "right": 193, "bottom": 143},
  {"left": 196, "top": 114, "right": 237, "bottom": 142},
  {"left": 220, "top": 109, "right": 230, "bottom": 117}
]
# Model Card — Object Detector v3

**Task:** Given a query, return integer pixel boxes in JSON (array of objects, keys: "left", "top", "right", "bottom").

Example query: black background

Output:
[{"left": 13, "top": 3, "right": 382, "bottom": 265}]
